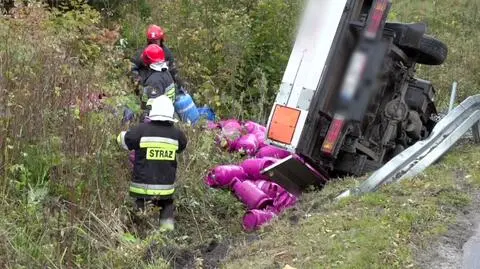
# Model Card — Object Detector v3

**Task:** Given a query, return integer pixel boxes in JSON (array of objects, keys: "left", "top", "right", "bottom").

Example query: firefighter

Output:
[
  {"left": 131, "top": 24, "right": 183, "bottom": 90},
  {"left": 117, "top": 95, "right": 188, "bottom": 232},
  {"left": 139, "top": 43, "right": 177, "bottom": 121}
]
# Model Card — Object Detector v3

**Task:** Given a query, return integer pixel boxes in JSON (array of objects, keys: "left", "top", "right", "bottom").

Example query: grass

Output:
[
  {"left": 224, "top": 144, "right": 480, "bottom": 269},
  {"left": 1, "top": 0, "right": 480, "bottom": 268},
  {"left": 391, "top": 0, "right": 480, "bottom": 108}
]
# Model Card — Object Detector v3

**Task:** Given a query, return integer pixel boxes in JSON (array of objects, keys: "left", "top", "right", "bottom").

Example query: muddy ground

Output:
[
  {"left": 146, "top": 234, "right": 261, "bottom": 269},
  {"left": 145, "top": 238, "right": 231, "bottom": 268},
  {"left": 416, "top": 192, "right": 480, "bottom": 269},
  {"left": 157, "top": 239, "right": 231, "bottom": 269}
]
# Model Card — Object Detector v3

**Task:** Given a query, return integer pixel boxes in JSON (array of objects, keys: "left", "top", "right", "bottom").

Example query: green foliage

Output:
[
  {"left": 118, "top": 0, "right": 300, "bottom": 121},
  {"left": 175, "top": 127, "right": 246, "bottom": 239},
  {"left": 106, "top": 94, "right": 141, "bottom": 113},
  {"left": 2, "top": 0, "right": 480, "bottom": 268},
  {"left": 0, "top": 3, "right": 143, "bottom": 267},
  {"left": 2, "top": 2, "right": 247, "bottom": 266},
  {"left": 8, "top": 136, "right": 63, "bottom": 193}
]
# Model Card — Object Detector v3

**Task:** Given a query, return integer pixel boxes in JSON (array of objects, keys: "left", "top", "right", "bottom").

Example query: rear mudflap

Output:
[{"left": 261, "top": 155, "right": 329, "bottom": 196}]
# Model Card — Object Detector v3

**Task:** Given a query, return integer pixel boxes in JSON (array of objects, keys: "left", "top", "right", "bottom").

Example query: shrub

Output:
[
  {"left": 1, "top": 1, "right": 255, "bottom": 266},
  {"left": 117, "top": 0, "right": 301, "bottom": 121},
  {"left": 0, "top": 3, "right": 146, "bottom": 267}
]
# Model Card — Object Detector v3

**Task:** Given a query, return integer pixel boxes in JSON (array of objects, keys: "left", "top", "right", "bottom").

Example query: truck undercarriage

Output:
[{"left": 262, "top": 0, "right": 448, "bottom": 195}]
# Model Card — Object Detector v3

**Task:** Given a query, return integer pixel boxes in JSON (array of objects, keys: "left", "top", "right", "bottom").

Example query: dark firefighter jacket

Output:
[
  {"left": 118, "top": 121, "right": 188, "bottom": 197},
  {"left": 141, "top": 69, "right": 176, "bottom": 110},
  {"left": 131, "top": 44, "right": 178, "bottom": 84}
]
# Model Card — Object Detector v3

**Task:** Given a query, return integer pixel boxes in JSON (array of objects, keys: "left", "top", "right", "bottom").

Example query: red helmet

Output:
[
  {"left": 141, "top": 44, "right": 165, "bottom": 66},
  {"left": 146, "top": 24, "right": 165, "bottom": 42}
]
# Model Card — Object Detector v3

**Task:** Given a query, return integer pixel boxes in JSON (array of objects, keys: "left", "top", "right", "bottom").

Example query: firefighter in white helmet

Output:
[{"left": 117, "top": 95, "right": 187, "bottom": 232}]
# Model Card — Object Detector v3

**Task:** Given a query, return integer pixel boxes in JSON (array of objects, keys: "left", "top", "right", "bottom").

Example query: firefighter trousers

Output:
[{"left": 134, "top": 197, "right": 175, "bottom": 222}]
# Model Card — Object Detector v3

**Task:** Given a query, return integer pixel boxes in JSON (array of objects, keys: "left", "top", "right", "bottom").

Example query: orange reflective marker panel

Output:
[{"left": 268, "top": 105, "right": 301, "bottom": 144}]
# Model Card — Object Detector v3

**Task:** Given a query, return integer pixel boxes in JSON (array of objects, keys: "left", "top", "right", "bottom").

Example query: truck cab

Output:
[{"left": 262, "top": 0, "right": 446, "bottom": 195}]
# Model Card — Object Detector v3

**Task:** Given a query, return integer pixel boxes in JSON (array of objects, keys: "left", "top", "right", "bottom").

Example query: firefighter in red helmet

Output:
[
  {"left": 131, "top": 25, "right": 183, "bottom": 92},
  {"left": 139, "top": 44, "right": 177, "bottom": 121}
]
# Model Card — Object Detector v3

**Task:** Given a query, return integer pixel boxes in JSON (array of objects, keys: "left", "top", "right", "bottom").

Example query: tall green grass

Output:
[{"left": 391, "top": 0, "right": 480, "bottom": 108}]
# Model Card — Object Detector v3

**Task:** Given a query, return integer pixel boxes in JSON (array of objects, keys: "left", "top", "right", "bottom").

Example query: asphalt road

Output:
[{"left": 463, "top": 215, "right": 480, "bottom": 269}]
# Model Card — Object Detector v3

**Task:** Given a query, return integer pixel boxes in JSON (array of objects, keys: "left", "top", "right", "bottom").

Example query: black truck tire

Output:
[{"left": 413, "top": 35, "right": 448, "bottom": 66}]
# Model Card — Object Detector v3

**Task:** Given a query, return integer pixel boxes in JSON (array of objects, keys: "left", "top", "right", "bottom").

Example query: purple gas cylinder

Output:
[
  {"left": 243, "top": 121, "right": 267, "bottom": 134},
  {"left": 252, "top": 130, "right": 267, "bottom": 149},
  {"left": 240, "top": 157, "right": 278, "bottom": 180},
  {"left": 242, "top": 209, "right": 277, "bottom": 231},
  {"left": 232, "top": 180, "right": 273, "bottom": 210},
  {"left": 206, "top": 121, "right": 219, "bottom": 130},
  {"left": 253, "top": 180, "right": 285, "bottom": 198},
  {"left": 204, "top": 165, "right": 247, "bottom": 189},
  {"left": 129, "top": 151, "right": 135, "bottom": 167},
  {"left": 218, "top": 121, "right": 243, "bottom": 151},
  {"left": 234, "top": 134, "right": 259, "bottom": 156},
  {"left": 255, "top": 145, "right": 291, "bottom": 159},
  {"left": 272, "top": 190, "right": 298, "bottom": 213},
  {"left": 219, "top": 119, "right": 242, "bottom": 128}
]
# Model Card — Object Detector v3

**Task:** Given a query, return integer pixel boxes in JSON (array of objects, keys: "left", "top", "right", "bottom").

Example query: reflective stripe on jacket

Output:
[{"left": 129, "top": 182, "right": 175, "bottom": 196}]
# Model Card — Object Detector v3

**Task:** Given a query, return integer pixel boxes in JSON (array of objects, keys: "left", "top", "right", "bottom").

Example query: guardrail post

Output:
[
  {"left": 472, "top": 121, "right": 480, "bottom": 143},
  {"left": 448, "top": 81, "right": 458, "bottom": 112}
]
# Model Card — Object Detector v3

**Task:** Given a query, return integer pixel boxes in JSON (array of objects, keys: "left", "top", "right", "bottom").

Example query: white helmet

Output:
[{"left": 148, "top": 95, "right": 178, "bottom": 122}]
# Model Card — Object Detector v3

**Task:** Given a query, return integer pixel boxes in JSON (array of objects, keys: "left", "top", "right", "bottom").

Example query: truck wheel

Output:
[{"left": 413, "top": 35, "right": 448, "bottom": 66}]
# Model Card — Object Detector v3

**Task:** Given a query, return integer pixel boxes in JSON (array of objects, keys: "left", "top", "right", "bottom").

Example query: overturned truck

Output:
[{"left": 262, "top": 0, "right": 448, "bottom": 195}]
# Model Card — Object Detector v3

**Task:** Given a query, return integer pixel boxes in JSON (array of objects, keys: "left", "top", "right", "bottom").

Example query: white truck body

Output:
[{"left": 265, "top": 0, "right": 348, "bottom": 151}]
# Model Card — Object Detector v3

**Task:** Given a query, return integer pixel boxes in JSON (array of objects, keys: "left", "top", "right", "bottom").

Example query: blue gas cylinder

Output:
[
  {"left": 122, "top": 106, "right": 135, "bottom": 124},
  {"left": 197, "top": 106, "right": 216, "bottom": 121},
  {"left": 174, "top": 93, "right": 200, "bottom": 124}
]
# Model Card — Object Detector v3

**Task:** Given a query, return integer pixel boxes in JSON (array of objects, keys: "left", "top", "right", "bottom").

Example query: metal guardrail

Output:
[
  {"left": 337, "top": 94, "right": 480, "bottom": 199},
  {"left": 448, "top": 81, "right": 458, "bottom": 112}
]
